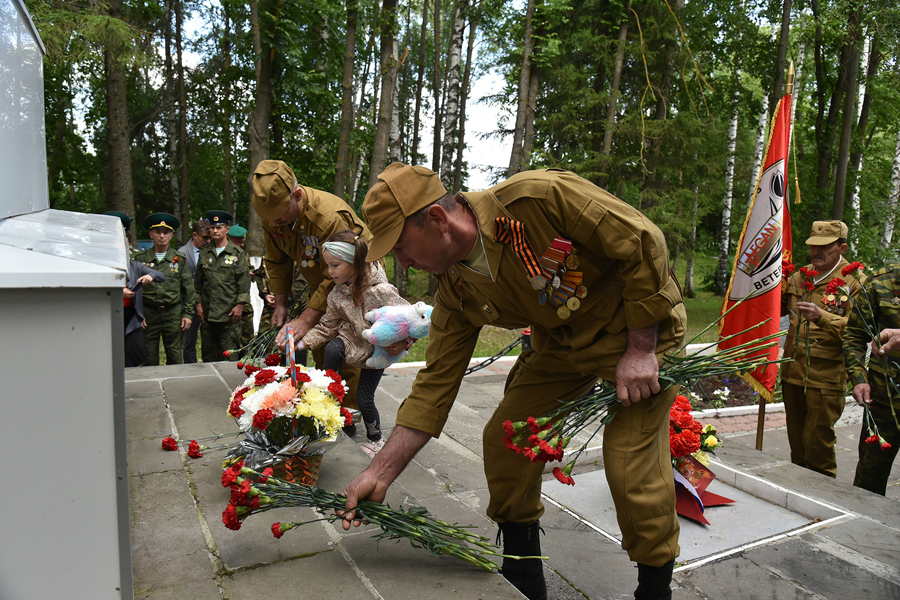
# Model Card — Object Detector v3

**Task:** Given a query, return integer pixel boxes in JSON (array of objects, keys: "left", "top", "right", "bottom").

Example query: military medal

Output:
[
  {"left": 566, "top": 297, "right": 581, "bottom": 311},
  {"left": 557, "top": 305, "right": 571, "bottom": 319},
  {"left": 300, "top": 235, "right": 320, "bottom": 268},
  {"left": 538, "top": 291, "right": 548, "bottom": 305}
]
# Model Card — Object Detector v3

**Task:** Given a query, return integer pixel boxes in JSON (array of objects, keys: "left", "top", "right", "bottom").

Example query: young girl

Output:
[{"left": 297, "top": 230, "right": 411, "bottom": 457}]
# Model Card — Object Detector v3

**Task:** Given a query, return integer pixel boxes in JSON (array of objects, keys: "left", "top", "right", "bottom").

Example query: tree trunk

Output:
[
  {"left": 223, "top": 5, "right": 234, "bottom": 219},
  {"left": 454, "top": 6, "right": 478, "bottom": 192},
  {"left": 685, "top": 181, "right": 698, "bottom": 298},
  {"left": 389, "top": 37, "right": 403, "bottom": 163},
  {"left": 440, "top": 0, "right": 467, "bottom": 188},
  {"left": 883, "top": 127, "right": 900, "bottom": 247},
  {"left": 369, "top": 0, "right": 400, "bottom": 188},
  {"left": 411, "top": 0, "right": 429, "bottom": 166},
  {"left": 165, "top": 0, "right": 179, "bottom": 223},
  {"left": 176, "top": 0, "right": 189, "bottom": 241},
  {"left": 521, "top": 65, "right": 539, "bottom": 170},
  {"left": 848, "top": 32, "right": 878, "bottom": 251},
  {"left": 507, "top": 0, "right": 536, "bottom": 177},
  {"left": 104, "top": 0, "right": 134, "bottom": 224},
  {"left": 334, "top": 0, "right": 359, "bottom": 198},
  {"left": 831, "top": 8, "right": 862, "bottom": 221},
  {"left": 431, "top": 0, "right": 443, "bottom": 172},
  {"left": 716, "top": 77, "right": 740, "bottom": 297},
  {"left": 768, "top": 0, "right": 792, "bottom": 118},
  {"left": 750, "top": 93, "right": 769, "bottom": 205},
  {"left": 247, "top": 0, "right": 274, "bottom": 257},
  {"left": 598, "top": 13, "right": 628, "bottom": 189}
]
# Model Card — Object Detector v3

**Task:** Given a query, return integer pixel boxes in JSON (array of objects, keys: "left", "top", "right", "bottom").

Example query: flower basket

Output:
[{"left": 273, "top": 454, "right": 322, "bottom": 485}]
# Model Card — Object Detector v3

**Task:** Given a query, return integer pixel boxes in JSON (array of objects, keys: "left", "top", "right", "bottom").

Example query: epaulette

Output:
[{"left": 872, "top": 264, "right": 895, "bottom": 278}]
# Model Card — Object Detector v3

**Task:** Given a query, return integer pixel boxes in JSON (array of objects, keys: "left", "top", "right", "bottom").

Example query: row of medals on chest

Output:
[
  {"left": 822, "top": 292, "right": 849, "bottom": 315},
  {"left": 531, "top": 239, "right": 588, "bottom": 320}
]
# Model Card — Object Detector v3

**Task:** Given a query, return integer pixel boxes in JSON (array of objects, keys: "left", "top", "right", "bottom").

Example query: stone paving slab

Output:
[{"left": 126, "top": 359, "right": 900, "bottom": 600}]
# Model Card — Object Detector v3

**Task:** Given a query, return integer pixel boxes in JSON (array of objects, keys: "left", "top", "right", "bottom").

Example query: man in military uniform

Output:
[
  {"left": 133, "top": 213, "right": 195, "bottom": 365},
  {"left": 781, "top": 221, "right": 865, "bottom": 478},
  {"left": 178, "top": 219, "right": 211, "bottom": 363},
  {"left": 250, "top": 160, "right": 370, "bottom": 420},
  {"left": 227, "top": 224, "right": 256, "bottom": 349},
  {"left": 341, "top": 164, "right": 686, "bottom": 600},
  {"left": 844, "top": 263, "right": 900, "bottom": 495},
  {"left": 194, "top": 210, "right": 251, "bottom": 362}
]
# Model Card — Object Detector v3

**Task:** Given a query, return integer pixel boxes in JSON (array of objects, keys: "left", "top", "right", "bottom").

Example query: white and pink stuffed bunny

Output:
[{"left": 362, "top": 301, "right": 433, "bottom": 369}]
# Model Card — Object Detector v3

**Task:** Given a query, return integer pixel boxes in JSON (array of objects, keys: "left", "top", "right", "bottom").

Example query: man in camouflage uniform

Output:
[
  {"left": 227, "top": 224, "right": 256, "bottom": 349},
  {"left": 133, "top": 213, "right": 195, "bottom": 365},
  {"left": 194, "top": 210, "right": 251, "bottom": 362},
  {"left": 844, "top": 262, "right": 900, "bottom": 495},
  {"left": 781, "top": 220, "right": 865, "bottom": 477}
]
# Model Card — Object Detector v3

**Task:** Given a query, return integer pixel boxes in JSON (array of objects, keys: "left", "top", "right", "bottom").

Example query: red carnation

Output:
[
  {"left": 670, "top": 430, "right": 701, "bottom": 458},
  {"left": 825, "top": 278, "right": 845, "bottom": 295},
  {"left": 782, "top": 260, "right": 796, "bottom": 277},
  {"left": 161, "top": 436, "right": 178, "bottom": 451},
  {"left": 805, "top": 269, "right": 819, "bottom": 279},
  {"left": 328, "top": 381, "right": 345, "bottom": 401},
  {"left": 253, "top": 408, "right": 275, "bottom": 430},
  {"left": 221, "top": 461, "right": 243, "bottom": 487},
  {"left": 325, "top": 369, "right": 343, "bottom": 384},
  {"left": 236, "top": 362, "right": 244, "bottom": 369},
  {"left": 222, "top": 503, "right": 242, "bottom": 530},
  {"left": 803, "top": 281, "right": 815, "bottom": 291},
  {"left": 865, "top": 435, "right": 879, "bottom": 445},
  {"left": 502, "top": 420, "right": 516, "bottom": 438},
  {"left": 259, "top": 467, "right": 274, "bottom": 484},
  {"left": 881, "top": 442, "right": 892, "bottom": 451},
  {"left": 244, "top": 365, "right": 261, "bottom": 376},
  {"left": 340, "top": 406, "right": 353, "bottom": 426},
  {"left": 223, "top": 350, "right": 231, "bottom": 358},
  {"left": 842, "top": 261, "right": 865, "bottom": 276},
  {"left": 254, "top": 369, "right": 277, "bottom": 386},
  {"left": 264, "top": 353, "right": 281, "bottom": 367},
  {"left": 504, "top": 436, "right": 522, "bottom": 454},
  {"left": 297, "top": 372, "right": 311, "bottom": 383},
  {"left": 228, "top": 397, "right": 245, "bottom": 419},
  {"left": 552, "top": 466, "right": 575, "bottom": 486},
  {"left": 188, "top": 440, "right": 203, "bottom": 458},
  {"left": 272, "top": 522, "right": 285, "bottom": 539}
]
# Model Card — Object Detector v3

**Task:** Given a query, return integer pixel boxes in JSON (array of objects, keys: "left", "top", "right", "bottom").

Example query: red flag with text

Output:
[{"left": 717, "top": 93, "right": 793, "bottom": 402}]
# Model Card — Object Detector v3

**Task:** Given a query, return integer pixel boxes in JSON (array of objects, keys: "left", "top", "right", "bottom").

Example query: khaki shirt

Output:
[
  {"left": 397, "top": 169, "right": 687, "bottom": 437},
  {"left": 262, "top": 186, "right": 370, "bottom": 313},
  {"left": 134, "top": 247, "right": 195, "bottom": 319},
  {"left": 195, "top": 241, "right": 251, "bottom": 322},
  {"left": 782, "top": 257, "right": 864, "bottom": 390}
]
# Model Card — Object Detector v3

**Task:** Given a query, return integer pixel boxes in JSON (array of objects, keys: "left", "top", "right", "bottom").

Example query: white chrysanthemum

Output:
[{"left": 306, "top": 367, "right": 334, "bottom": 391}]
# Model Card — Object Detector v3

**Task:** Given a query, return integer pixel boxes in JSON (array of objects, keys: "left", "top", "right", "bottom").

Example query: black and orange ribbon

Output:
[{"left": 495, "top": 216, "right": 546, "bottom": 280}]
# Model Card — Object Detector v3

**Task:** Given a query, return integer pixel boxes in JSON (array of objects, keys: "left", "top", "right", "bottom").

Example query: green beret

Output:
[
  {"left": 105, "top": 211, "right": 133, "bottom": 229},
  {"left": 228, "top": 224, "right": 248, "bottom": 238}
]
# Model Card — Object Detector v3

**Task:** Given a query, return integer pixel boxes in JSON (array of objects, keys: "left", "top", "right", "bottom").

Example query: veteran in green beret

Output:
[
  {"left": 194, "top": 210, "right": 251, "bottom": 362},
  {"left": 251, "top": 160, "right": 370, "bottom": 417},
  {"left": 132, "top": 213, "right": 195, "bottom": 365},
  {"left": 227, "top": 224, "right": 255, "bottom": 349}
]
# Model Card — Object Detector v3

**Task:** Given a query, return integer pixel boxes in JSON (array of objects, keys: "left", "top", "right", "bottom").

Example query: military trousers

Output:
[
  {"left": 201, "top": 320, "right": 241, "bottom": 363},
  {"left": 782, "top": 381, "right": 846, "bottom": 478},
  {"left": 183, "top": 315, "right": 201, "bottom": 363},
  {"left": 483, "top": 348, "right": 680, "bottom": 568},
  {"left": 143, "top": 308, "right": 184, "bottom": 365},
  {"left": 854, "top": 371, "right": 900, "bottom": 495}
]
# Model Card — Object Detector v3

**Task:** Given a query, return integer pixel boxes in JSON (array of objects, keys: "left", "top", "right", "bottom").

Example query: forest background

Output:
[{"left": 26, "top": 0, "right": 900, "bottom": 306}]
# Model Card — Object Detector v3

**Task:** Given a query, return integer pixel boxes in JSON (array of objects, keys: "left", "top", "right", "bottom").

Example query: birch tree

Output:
[
  {"left": 507, "top": 0, "right": 535, "bottom": 177},
  {"left": 441, "top": 0, "right": 467, "bottom": 187},
  {"left": 884, "top": 128, "right": 900, "bottom": 247},
  {"left": 369, "top": 0, "right": 400, "bottom": 188}
]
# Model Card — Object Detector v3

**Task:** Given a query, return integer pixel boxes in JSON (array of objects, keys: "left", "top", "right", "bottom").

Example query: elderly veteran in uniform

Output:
[
  {"left": 844, "top": 263, "right": 900, "bottom": 495},
  {"left": 781, "top": 220, "right": 865, "bottom": 478},
  {"left": 340, "top": 163, "right": 686, "bottom": 600},
  {"left": 251, "top": 159, "right": 371, "bottom": 426},
  {"left": 194, "top": 210, "right": 251, "bottom": 362},
  {"left": 227, "top": 224, "right": 256, "bottom": 349},
  {"left": 178, "top": 218, "right": 211, "bottom": 363},
  {"left": 132, "top": 213, "right": 195, "bottom": 365}
]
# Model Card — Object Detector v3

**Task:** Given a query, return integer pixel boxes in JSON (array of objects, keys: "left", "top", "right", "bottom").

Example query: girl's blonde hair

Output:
[{"left": 325, "top": 230, "right": 371, "bottom": 308}]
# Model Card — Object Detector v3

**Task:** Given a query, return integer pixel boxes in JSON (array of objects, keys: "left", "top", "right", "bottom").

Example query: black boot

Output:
[
  {"left": 634, "top": 559, "right": 674, "bottom": 600},
  {"left": 497, "top": 521, "right": 548, "bottom": 600}
]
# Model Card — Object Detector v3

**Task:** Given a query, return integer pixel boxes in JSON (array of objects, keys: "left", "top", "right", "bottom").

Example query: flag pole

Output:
[{"left": 754, "top": 61, "right": 795, "bottom": 451}]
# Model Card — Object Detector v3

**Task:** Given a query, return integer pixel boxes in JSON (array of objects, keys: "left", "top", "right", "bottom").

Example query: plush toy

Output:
[{"left": 362, "top": 301, "right": 434, "bottom": 369}]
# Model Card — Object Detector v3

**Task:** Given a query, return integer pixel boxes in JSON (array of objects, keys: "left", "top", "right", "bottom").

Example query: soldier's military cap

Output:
[
  {"left": 105, "top": 211, "right": 133, "bottom": 230},
  {"left": 142, "top": 212, "right": 180, "bottom": 232},
  {"left": 806, "top": 220, "right": 848, "bottom": 246},
  {"left": 251, "top": 160, "right": 296, "bottom": 221},
  {"left": 206, "top": 210, "right": 234, "bottom": 226},
  {"left": 228, "top": 224, "right": 247, "bottom": 238}
]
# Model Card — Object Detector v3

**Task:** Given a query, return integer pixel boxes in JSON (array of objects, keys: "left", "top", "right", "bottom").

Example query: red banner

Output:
[{"left": 717, "top": 94, "right": 793, "bottom": 402}]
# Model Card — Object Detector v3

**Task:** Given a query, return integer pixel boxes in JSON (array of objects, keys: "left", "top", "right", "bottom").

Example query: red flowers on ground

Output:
[
  {"left": 161, "top": 436, "right": 178, "bottom": 451},
  {"left": 272, "top": 522, "right": 285, "bottom": 539},
  {"left": 222, "top": 503, "right": 241, "bottom": 530},
  {"left": 259, "top": 467, "right": 274, "bottom": 484},
  {"left": 222, "top": 460, "right": 244, "bottom": 487},
  {"left": 188, "top": 440, "right": 203, "bottom": 458},
  {"left": 253, "top": 408, "right": 274, "bottom": 430}
]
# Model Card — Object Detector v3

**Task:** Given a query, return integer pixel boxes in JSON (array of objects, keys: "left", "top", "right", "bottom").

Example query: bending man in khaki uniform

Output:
[
  {"left": 781, "top": 221, "right": 864, "bottom": 477},
  {"left": 251, "top": 160, "right": 371, "bottom": 426},
  {"left": 340, "top": 164, "right": 686, "bottom": 600}
]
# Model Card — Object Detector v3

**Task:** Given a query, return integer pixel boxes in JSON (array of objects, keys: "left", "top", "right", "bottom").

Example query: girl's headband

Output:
[{"left": 322, "top": 241, "right": 356, "bottom": 263}]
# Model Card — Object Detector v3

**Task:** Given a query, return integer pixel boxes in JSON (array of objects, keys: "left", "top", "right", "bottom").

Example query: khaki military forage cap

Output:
[
  {"left": 363, "top": 162, "right": 448, "bottom": 261},
  {"left": 252, "top": 160, "right": 296, "bottom": 222},
  {"left": 805, "top": 220, "right": 848, "bottom": 245}
]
